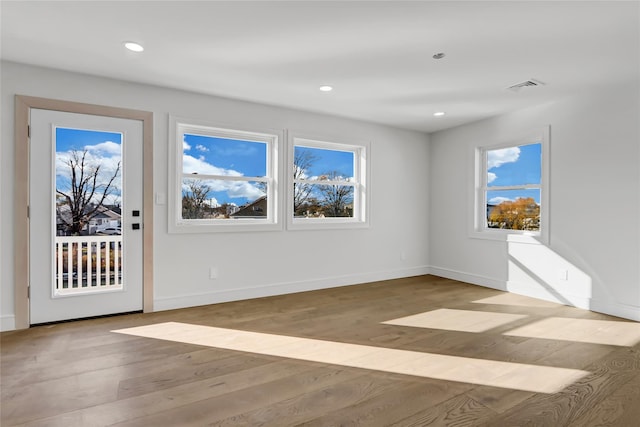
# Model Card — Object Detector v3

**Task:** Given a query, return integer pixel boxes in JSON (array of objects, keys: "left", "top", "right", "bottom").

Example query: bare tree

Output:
[
  {"left": 182, "top": 179, "right": 212, "bottom": 219},
  {"left": 293, "top": 149, "right": 318, "bottom": 215},
  {"left": 317, "top": 171, "right": 354, "bottom": 217},
  {"left": 56, "top": 149, "right": 121, "bottom": 235}
]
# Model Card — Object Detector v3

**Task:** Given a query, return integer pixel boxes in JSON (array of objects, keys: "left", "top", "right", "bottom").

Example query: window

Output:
[
  {"left": 169, "top": 118, "right": 280, "bottom": 232},
  {"left": 288, "top": 136, "right": 369, "bottom": 230},
  {"left": 473, "top": 127, "right": 549, "bottom": 243}
]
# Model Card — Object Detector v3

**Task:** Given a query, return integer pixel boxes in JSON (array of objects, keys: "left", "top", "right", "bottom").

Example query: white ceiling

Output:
[{"left": 1, "top": 1, "right": 638, "bottom": 133}]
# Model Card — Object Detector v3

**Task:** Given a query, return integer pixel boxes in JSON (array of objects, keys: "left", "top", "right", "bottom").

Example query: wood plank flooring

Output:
[{"left": 2, "top": 275, "right": 640, "bottom": 426}]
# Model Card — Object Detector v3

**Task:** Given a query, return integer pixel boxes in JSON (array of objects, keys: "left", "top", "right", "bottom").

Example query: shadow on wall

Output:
[{"left": 506, "top": 238, "right": 603, "bottom": 312}]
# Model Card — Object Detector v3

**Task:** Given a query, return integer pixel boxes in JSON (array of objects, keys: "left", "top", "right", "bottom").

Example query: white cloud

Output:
[
  {"left": 487, "top": 172, "right": 497, "bottom": 184},
  {"left": 56, "top": 146, "right": 122, "bottom": 204},
  {"left": 182, "top": 154, "right": 242, "bottom": 177},
  {"left": 226, "top": 181, "right": 264, "bottom": 199},
  {"left": 196, "top": 144, "right": 209, "bottom": 152},
  {"left": 182, "top": 179, "right": 264, "bottom": 202},
  {"left": 56, "top": 144, "right": 121, "bottom": 179},
  {"left": 488, "top": 196, "right": 513, "bottom": 205},
  {"left": 84, "top": 140, "right": 121, "bottom": 156},
  {"left": 183, "top": 139, "right": 191, "bottom": 151},
  {"left": 488, "top": 147, "right": 520, "bottom": 169},
  {"left": 181, "top": 155, "right": 265, "bottom": 201}
]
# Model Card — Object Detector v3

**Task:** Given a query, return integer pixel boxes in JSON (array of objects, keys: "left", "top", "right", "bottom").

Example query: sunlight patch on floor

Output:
[
  {"left": 382, "top": 308, "right": 528, "bottom": 333},
  {"left": 112, "top": 322, "right": 589, "bottom": 394},
  {"left": 472, "top": 293, "right": 562, "bottom": 308},
  {"left": 504, "top": 317, "right": 640, "bottom": 346}
]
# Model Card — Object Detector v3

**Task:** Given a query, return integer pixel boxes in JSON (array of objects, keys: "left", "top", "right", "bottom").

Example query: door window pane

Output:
[{"left": 55, "top": 127, "right": 123, "bottom": 293}]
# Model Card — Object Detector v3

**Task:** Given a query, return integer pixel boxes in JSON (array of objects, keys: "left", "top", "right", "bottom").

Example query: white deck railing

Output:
[{"left": 54, "top": 235, "right": 123, "bottom": 296}]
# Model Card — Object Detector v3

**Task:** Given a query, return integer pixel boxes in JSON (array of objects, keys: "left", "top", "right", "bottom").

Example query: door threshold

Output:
[{"left": 30, "top": 310, "right": 143, "bottom": 327}]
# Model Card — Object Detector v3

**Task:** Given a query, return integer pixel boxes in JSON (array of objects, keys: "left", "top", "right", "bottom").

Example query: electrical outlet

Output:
[
  {"left": 209, "top": 267, "right": 218, "bottom": 280},
  {"left": 558, "top": 269, "right": 569, "bottom": 281}
]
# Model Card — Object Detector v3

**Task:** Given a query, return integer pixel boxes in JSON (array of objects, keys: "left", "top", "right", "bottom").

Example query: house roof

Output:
[
  {"left": 231, "top": 196, "right": 267, "bottom": 217},
  {"left": 56, "top": 204, "right": 121, "bottom": 222},
  {"left": 94, "top": 206, "right": 121, "bottom": 220}
]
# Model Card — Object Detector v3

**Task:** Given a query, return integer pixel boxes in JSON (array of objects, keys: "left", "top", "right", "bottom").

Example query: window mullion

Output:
[
  {"left": 171, "top": 118, "right": 279, "bottom": 232},
  {"left": 290, "top": 136, "right": 369, "bottom": 228},
  {"left": 182, "top": 173, "right": 268, "bottom": 183},
  {"left": 294, "top": 179, "right": 356, "bottom": 186},
  {"left": 484, "top": 184, "right": 541, "bottom": 191}
]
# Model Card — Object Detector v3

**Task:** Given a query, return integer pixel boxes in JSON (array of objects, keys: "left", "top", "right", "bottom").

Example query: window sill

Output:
[{"left": 469, "top": 230, "right": 544, "bottom": 245}]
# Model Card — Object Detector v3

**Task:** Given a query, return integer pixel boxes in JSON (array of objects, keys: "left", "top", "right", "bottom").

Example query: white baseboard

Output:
[
  {"left": 589, "top": 299, "right": 640, "bottom": 322},
  {"left": 429, "top": 265, "right": 640, "bottom": 322},
  {"left": 154, "top": 266, "right": 431, "bottom": 312},
  {"left": 428, "top": 266, "right": 507, "bottom": 292},
  {"left": 505, "top": 280, "right": 592, "bottom": 309},
  {"left": 1, "top": 315, "right": 16, "bottom": 332}
]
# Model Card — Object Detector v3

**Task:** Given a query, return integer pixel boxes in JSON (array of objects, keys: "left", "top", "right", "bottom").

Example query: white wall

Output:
[
  {"left": 0, "top": 61, "right": 430, "bottom": 330},
  {"left": 4, "top": 61, "right": 637, "bottom": 331},
  {"left": 429, "top": 84, "right": 640, "bottom": 320}
]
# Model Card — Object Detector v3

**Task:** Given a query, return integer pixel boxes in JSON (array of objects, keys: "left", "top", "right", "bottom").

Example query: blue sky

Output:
[
  {"left": 55, "top": 128, "right": 538, "bottom": 209},
  {"left": 295, "top": 146, "right": 354, "bottom": 179},
  {"left": 182, "top": 134, "right": 266, "bottom": 177},
  {"left": 182, "top": 134, "right": 268, "bottom": 206},
  {"left": 487, "top": 143, "right": 541, "bottom": 205},
  {"left": 181, "top": 134, "right": 355, "bottom": 206},
  {"left": 56, "top": 127, "right": 122, "bottom": 152}
]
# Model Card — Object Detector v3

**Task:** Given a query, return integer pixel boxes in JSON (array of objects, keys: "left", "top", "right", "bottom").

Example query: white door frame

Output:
[{"left": 14, "top": 95, "right": 154, "bottom": 329}]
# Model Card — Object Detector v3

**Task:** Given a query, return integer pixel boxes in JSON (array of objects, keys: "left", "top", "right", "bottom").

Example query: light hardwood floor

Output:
[{"left": 2, "top": 275, "right": 640, "bottom": 426}]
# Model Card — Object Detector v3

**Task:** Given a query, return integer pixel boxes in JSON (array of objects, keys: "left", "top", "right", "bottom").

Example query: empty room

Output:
[{"left": 1, "top": 1, "right": 639, "bottom": 425}]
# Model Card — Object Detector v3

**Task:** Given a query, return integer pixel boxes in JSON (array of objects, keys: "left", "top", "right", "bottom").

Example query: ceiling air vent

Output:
[{"left": 507, "top": 79, "right": 545, "bottom": 92}]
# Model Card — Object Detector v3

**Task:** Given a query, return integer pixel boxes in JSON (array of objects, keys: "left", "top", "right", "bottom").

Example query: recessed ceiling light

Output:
[
  {"left": 319, "top": 85, "right": 333, "bottom": 92},
  {"left": 432, "top": 52, "right": 446, "bottom": 60},
  {"left": 434, "top": 111, "right": 446, "bottom": 117},
  {"left": 124, "top": 42, "right": 144, "bottom": 52}
]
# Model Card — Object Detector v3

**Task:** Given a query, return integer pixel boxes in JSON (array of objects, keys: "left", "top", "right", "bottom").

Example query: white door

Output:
[{"left": 29, "top": 109, "right": 143, "bottom": 324}]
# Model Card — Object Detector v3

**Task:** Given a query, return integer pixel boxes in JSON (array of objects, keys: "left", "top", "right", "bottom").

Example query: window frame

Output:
[
  {"left": 471, "top": 126, "right": 550, "bottom": 244},
  {"left": 287, "top": 134, "right": 370, "bottom": 230},
  {"left": 168, "top": 117, "right": 281, "bottom": 233}
]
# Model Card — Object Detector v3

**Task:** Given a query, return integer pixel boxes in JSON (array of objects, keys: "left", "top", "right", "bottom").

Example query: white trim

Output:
[
  {"left": 428, "top": 266, "right": 507, "bottom": 291},
  {"left": 590, "top": 299, "right": 640, "bottom": 322},
  {"left": 430, "top": 266, "right": 640, "bottom": 322},
  {"left": 168, "top": 116, "right": 283, "bottom": 233},
  {"left": 154, "top": 266, "right": 429, "bottom": 311},
  {"left": 287, "top": 132, "right": 370, "bottom": 230},
  {"left": 1, "top": 315, "right": 16, "bottom": 332},
  {"left": 470, "top": 126, "right": 550, "bottom": 244},
  {"left": 505, "top": 279, "right": 592, "bottom": 310}
]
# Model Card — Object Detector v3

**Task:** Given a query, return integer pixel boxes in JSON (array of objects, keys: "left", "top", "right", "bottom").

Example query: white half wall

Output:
[
  {"left": 429, "top": 84, "right": 640, "bottom": 321},
  {"left": 0, "top": 61, "right": 430, "bottom": 330}
]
